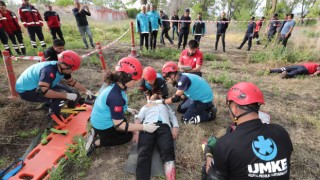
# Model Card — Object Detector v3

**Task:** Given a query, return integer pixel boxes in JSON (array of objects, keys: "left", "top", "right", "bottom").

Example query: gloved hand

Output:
[
  {"left": 66, "top": 93, "right": 78, "bottom": 101},
  {"left": 143, "top": 123, "right": 159, "bottom": 133},
  {"left": 149, "top": 100, "right": 164, "bottom": 104},
  {"left": 127, "top": 108, "right": 138, "bottom": 115},
  {"left": 85, "top": 89, "right": 94, "bottom": 99}
]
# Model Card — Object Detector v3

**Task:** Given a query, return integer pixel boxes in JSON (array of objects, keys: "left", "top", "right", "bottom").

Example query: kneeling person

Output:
[
  {"left": 152, "top": 61, "right": 217, "bottom": 124},
  {"left": 134, "top": 94, "right": 179, "bottom": 180}
]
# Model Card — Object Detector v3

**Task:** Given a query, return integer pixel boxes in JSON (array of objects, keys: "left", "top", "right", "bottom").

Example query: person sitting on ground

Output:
[
  {"left": 151, "top": 61, "right": 217, "bottom": 124},
  {"left": 134, "top": 94, "right": 179, "bottom": 180},
  {"left": 178, "top": 39, "right": 204, "bottom": 77},
  {"left": 86, "top": 57, "right": 159, "bottom": 156},
  {"left": 44, "top": 39, "right": 65, "bottom": 61},
  {"left": 237, "top": 16, "right": 256, "bottom": 51},
  {"left": 202, "top": 82, "right": 293, "bottom": 180},
  {"left": 139, "top": 66, "right": 169, "bottom": 100},
  {"left": 15, "top": 50, "right": 94, "bottom": 117},
  {"left": 192, "top": 13, "right": 206, "bottom": 44},
  {"left": 270, "top": 62, "right": 320, "bottom": 79}
]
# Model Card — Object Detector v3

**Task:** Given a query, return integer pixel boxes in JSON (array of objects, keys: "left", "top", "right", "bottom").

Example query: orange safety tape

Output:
[{"left": 9, "top": 105, "right": 92, "bottom": 180}]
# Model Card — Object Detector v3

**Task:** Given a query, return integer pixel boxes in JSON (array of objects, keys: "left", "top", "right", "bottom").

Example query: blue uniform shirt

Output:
[
  {"left": 15, "top": 61, "right": 65, "bottom": 93},
  {"left": 136, "top": 12, "right": 150, "bottom": 33},
  {"left": 246, "top": 21, "right": 256, "bottom": 34},
  {"left": 177, "top": 73, "right": 213, "bottom": 103},
  {"left": 91, "top": 83, "right": 128, "bottom": 130},
  {"left": 147, "top": 10, "right": 161, "bottom": 31}
]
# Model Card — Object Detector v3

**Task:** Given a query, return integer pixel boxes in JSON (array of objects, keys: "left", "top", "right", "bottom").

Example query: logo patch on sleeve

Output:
[
  {"left": 114, "top": 106, "right": 123, "bottom": 112},
  {"left": 50, "top": 73, "right": 55, "bottom": 79},
  {"left": 178, "top": 81, "right": 182, "bottom": 86}
]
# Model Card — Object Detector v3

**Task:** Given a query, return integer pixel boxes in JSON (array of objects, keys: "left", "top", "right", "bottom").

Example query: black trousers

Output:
[
  {"left": 93, "top": 126, "right": 132, "bottom": 147},
  {"left": 27, "top": 26, "right": 46, "bottom": 48},
  {"left": 270, "top": 65, "right": 308, "bottom": 78},
  {"left": 18, "top": 84, "right": 74, "bottom": 115},
  {"left": 178, "top": 31, "right": 189, "bottom": 49},
  {"left": 253, "top": 32, "right": 259, "bottom": 40},
  {"left": 278, "top": 34, "right": 291, "bottom": 48},
  {"left": 215, "top": 33, "right": 226, "bottom": 51},
  {"left": 239, "top": 33, "right": 253, "bottom": 50},
  {"left": 171, "top": 25, "right": 179, "bottom": 40},
  {"left": 8, "top": 30, "right": 26, "bottom": 55},
  {"left": 0, "top": 28, "right": 12, "bottom": 55},
  {"left": 150, "top": 30, "right": 158, "bottom": 50},
  {"left": 195, "top": 35, "right": 202, "bottom": 43},
  {"left": 50, "top": 27, "right": 64, "bottom": 42},
  {"left": 140, "top": 33, "right": 149, "bottom": 50},
  {"left": 160, "top": 28, "right": 173, "bottom": 45},
  {"left": 177, "top": 99, "right": 213, "bottom": 124},
  {"left": 136, "top": 124, "right": 175, "bottom": 180}
]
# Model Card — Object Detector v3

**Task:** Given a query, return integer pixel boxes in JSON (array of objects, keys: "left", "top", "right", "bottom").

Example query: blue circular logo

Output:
[{"left": 251, "top": 135, "right": 277, "bottom": 161}]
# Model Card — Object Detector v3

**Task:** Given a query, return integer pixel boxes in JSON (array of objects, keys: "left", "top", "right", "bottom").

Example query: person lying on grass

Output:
[
  {"left": 270, "top": 62, "right": 320, "bottom": 79},
  {"left": 133, "top": 94, "right": 179, "bottom": 180}
]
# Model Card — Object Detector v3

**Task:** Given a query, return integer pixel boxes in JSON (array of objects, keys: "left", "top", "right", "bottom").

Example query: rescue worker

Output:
[
  {"left": 270, "top": 62, "right": 320, "bottom": 78},
  {"left": 136, "top": 5, "right": 151, "bottom": 51},
  {"left": 134, "top": 94, "right": 179, "bottom": 180},
  {"left": 170, "top": 11, "right": 179, "bottom": 40},
  {"left": 151, "top": 61, "right": 217, "bottom": 124},
  {"left": 178, "top": 40, "right": 203, "bottom": 77},
  {"left": 178, "top": 9, "right": 191, "bottom": 50},
  {"left": 139, "top": 66, "right": 169, "bottom": 100},
  {"left": 44, "top": 4, "right": 64, "bottom": 42},
  {"left": 237, "top": 17, "right": 256, "bottom": 51},
  {"left": 44, "top": 39, "right": 65, "bottom": 61},
  {"left": 192, "top": 13, "right": 206, "bottom": 44},
  {"left": 253, "top": 16, "right": 265, "bottom": 45},
  {"left": 15, "top": 50, "right": 94, "bottom": 117},
  {"left": 215, "top": 12, "right": 229, "bottom": 52},
  {"left": 19, "top": 0, "right": 46, "bottom": 49},
  {"left": 147, "top": 4, "right": 161, "bottom": 50},
  {"left": 202, "top": 82, "right": 293, "bottom": 180},
  {"left": 86, "top": 57, "right": 160, "bottom": 156},
  {"left": 0, "top": 1, "right": 25, "bottom": 55}
]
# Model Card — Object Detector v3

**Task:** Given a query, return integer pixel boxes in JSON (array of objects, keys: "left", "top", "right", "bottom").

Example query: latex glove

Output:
[
  {"left": 143, "top": 123, "right": 159, "bottom": 133},
  {"left": 85, "top": 89, "right": 94, "bottom": 99},
  {"left": 149, "top": 100, "right": 164, "bottom": 104},
  {"left": 66, "top": 93, "right": 77, "bottom": 101},
  {"left": 127, "top": 108, "right": 138, "bottom": 115}
]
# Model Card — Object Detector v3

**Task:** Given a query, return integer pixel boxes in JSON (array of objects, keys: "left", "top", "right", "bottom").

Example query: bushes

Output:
[
  {"left": 249, "top": 47, "right": 320, "bottom": 63},
  {"left": 126, "top": 8, "right": 139, "bottom": 19}
]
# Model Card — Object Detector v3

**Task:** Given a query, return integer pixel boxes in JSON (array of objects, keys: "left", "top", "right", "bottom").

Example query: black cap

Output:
[{"left": 185, "top": 8, "right": 190, "bottom": 12}]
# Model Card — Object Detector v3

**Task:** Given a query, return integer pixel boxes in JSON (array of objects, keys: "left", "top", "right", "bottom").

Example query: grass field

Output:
[{"left": 0, "top": 6, "right": 320, "bottom": 179}]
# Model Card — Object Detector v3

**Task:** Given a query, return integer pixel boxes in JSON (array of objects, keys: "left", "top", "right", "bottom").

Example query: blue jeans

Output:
[
  {"left": 171, "top": 25, "right": 179, "bottom": 40},
  {"left": 19, "top": 84, "right": 74, "bottom": 115},
  {"left": 78, "top": 25, "right": 94, "bottom": 47}
]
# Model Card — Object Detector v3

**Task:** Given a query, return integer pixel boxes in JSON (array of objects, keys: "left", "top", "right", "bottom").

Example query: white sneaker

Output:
[{"left": 85, "top": 128, "right": 95, "bottom": 151}]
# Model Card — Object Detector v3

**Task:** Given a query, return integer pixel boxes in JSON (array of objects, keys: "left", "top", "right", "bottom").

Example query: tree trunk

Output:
[
  {"left": 141, "top": 0, "right": 147, "bottom": 5},
  {"left": 270, "top": 0, "right": 277, "bottom": 15}
]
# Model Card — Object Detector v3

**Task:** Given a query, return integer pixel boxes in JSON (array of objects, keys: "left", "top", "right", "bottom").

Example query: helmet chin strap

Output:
[
  {"left": 58, "top": 63, "right": 72, "bottom": 75},
  {"left": 228, "top": 104, "right": 258, "bottom": 126}
]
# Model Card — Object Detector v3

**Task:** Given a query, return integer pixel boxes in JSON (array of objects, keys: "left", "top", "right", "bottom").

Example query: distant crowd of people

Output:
[{"left": 0, "top": 0, "right": 95, "bottom": 57}]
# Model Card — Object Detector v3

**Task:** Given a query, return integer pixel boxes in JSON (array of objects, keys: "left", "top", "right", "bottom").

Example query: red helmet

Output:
[
  {"left": 227, "top": 82, "right": 265, "bottom": 106},
  {"left": 58, "top": 50, "right": 81, "bottom": 70},
  {"left": 115, "top": 57, "right": 143, "bottom": 80},
  {"left": 162, "top": 61, "right": 178, "bottom": 77},
  {"left": 143, "top": 66, "right": 157, "bottom": 81}
]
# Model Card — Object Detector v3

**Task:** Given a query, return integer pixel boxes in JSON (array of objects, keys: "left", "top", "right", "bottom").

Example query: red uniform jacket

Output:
[
  {"left": 19, "top": 4, "right": 43, "bottom": 27},
  {"left": 44, "top": 11, "right": 60, "bottom": 28},
  {"left": 0, "top": 10, "right": 21, "bottom": 35}
]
